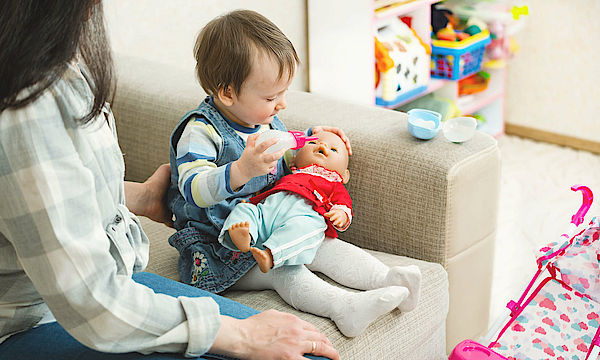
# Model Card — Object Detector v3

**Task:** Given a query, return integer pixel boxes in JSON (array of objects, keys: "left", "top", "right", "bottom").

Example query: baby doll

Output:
[
  {"left": 219, "top": 131, "right": 353, "bottom": 273},
  {"left": 221, "top": 131, "right": 422, "bottom": 337}
]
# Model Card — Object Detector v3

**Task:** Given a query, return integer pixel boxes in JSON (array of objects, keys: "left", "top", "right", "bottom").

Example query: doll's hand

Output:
[
  {"left": 312, "top": 126, "right": 352, "bottom": 155},
  {"left": 230, "top": 133, "right": 286, "bottom": 189},
  {"left": 324, "top": 208, "right": 349, "bottom": 228}
]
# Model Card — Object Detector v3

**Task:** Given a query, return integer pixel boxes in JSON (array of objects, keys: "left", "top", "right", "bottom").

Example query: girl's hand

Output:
[
  {"left": 211, "top": 310, "right": 341, "bottom": 360},
  {"left": 325, "top": 208, "right": 349, "bottom": 228},
  {"left": 230, "top": 133, "right": 286, "bottom": 190},
  {"left": 312, "top": 126, "right": 352, "bottom": 156}
]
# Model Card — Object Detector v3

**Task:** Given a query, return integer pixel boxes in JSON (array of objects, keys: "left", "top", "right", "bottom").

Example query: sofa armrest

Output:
[
  {"left": 281, "top": 92, "right": 499, "bottom": 261},
  {"left": 112, "top": 54, "right": 501, "bottom": 350}
]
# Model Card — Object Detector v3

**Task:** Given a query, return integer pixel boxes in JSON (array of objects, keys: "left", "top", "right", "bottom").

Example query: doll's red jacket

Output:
[{"left": 249, "top": 164, "right": 353, "bottom": 238}]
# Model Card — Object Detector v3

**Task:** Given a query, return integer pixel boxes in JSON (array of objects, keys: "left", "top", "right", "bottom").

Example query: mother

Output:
[{"left": 0, "top": 1, "right": 339, "bottom": 359}]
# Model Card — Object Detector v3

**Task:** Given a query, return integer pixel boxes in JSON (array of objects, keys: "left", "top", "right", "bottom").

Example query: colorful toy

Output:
[
  {"left": 374, "top": 37, "right": 395, "bottom": 90},
  {"left": 436, "top": 23, "right": 458, "bottom": 41},
  {"left": 440, "top": 0, "right": 529, "bottom": 67},
  {"left": 430, "top": 30, "right": 491, "bottom": 80},
  {"left": 451, "top": 186, "right": 600, "bottom": 359},
  {"left": 449, "top": 340, "right": 508, "bottom": 360},
  {"left": 458, "top": 71, "right": 490, "bottom": 96},
  {"left": 374, "top": 17, "right": 429, "bottom": 106},
  {"left": 511, "top": 5, "right": 529, "bottom": 20}
]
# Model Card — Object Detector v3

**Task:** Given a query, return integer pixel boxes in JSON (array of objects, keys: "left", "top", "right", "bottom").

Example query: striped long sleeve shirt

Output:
[{"left": 175, "top": 101, "right": 283, "bottom": 208}]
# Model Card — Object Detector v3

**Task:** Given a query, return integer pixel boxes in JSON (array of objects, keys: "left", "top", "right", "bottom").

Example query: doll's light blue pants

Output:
[{"left": 220, "top": 192, "right": 327, "bottom": 268}]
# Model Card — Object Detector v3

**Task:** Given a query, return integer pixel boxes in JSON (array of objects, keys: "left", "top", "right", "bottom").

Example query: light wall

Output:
[
  {"left": 104, "top": 0, "right": 600, "bottom": 146},
  {"left": 103, "top": 0, "right": 308, "bottom": 91},
  {"left": 505, "top": 0, "right": 600, "bottom": 145}
]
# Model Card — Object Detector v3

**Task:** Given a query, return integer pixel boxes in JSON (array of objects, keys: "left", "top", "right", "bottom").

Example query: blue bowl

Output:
[{"left": 407, "top": 109, "right": 442, "bottom": 140}]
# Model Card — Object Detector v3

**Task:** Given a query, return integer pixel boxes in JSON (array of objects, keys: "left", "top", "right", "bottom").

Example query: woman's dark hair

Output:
[{"left": 0, "top": 0, "right": 115, "bottom": 125}]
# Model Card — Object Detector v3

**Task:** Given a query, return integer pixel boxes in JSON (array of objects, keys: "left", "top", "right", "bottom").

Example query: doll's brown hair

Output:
[{"left": 194, "top": 9, "right": 299, "bottom": 97}]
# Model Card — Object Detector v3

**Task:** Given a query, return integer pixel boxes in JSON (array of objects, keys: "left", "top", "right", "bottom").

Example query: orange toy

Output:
[
  {"left": 436, "top": 23, "right": 457, "bottom": 41},
  {"left": 458, "top": 72, "right": 490, "bottom": 96},
  {"left": 375, "top": 37, "right": 394, "bottom": 88}
]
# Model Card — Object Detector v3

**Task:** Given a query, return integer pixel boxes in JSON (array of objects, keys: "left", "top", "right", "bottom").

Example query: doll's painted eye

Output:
[
  {"left": 308, "top": 141, "right": 317, "bottom": 145},
  {"left": 331, "top": 147, "right": 338, "bottom": 153}
]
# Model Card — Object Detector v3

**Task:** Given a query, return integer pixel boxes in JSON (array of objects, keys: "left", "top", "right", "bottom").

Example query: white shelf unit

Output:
[
  {"left": 307, "top": 0, "right": 505, "bottom": 137},
  {"left": 433, "top": 67, "right": 506, "bottom": 137},
  {"left": 307, "top": 0, "right": 440, "bottom": 105}
]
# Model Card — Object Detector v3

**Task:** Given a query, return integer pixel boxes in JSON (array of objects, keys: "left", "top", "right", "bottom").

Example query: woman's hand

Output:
[
  {"left": 312, "top": 126, "right": 352, "bottom": 156},
  {"left": 124, "top": 163, "right": 174, "bottom": 227},
  {"left": 211, "top": 310, "right": 340, "bottom": 360}
]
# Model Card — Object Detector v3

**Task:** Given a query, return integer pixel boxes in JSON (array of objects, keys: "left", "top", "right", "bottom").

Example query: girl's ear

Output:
[
  {"left": 217, "top": 85, "right": 235, "bottom": 106},
  {"left": 342, "top": 169, "right": 350, "bottom": 184}
]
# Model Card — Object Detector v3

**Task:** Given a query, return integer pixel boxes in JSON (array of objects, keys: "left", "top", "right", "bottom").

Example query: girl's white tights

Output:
[
  {"left": 230, "top": 237, "right": 421, "bottom": 337},
  {"left": 307, "top": 237, "right": 421, "bottom": 313}
]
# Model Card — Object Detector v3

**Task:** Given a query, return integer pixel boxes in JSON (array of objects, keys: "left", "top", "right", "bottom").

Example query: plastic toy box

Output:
[{"left": 430, "top": 30, "right": 490, "bottom": 80}]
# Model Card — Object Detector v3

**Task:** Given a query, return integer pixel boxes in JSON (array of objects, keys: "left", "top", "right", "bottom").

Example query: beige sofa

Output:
[{"left": 112, "top": 55, "right": 501, "bottom": 358}]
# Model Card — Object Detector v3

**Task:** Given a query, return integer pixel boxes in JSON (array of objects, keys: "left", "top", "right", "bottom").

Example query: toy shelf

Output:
[
  {"left": 379, "top": 78, "right": 447, "bottom": 109},
  {"left": 307, "top": 0, "right": 506, "bottom": 137},
  {"left": 308, "top": 0, "right": 442, "bottom": 106},
  {"left": 433, "top": 67, "right": 506, "bottom": 137}
]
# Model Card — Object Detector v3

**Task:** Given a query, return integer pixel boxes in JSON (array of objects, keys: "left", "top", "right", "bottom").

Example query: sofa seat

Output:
[{"left": 141, "top": 217, "right": 449, "bottom": 359}]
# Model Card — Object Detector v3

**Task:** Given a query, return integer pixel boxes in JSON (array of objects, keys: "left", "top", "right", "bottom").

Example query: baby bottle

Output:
[{"left": 255, "top": 130, "right": 318, "bottom": 154}]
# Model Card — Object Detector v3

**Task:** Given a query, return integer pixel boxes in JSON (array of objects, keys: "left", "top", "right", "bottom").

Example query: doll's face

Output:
[{"left": 292, "top": 131, "right": 350, "bottom": 184}]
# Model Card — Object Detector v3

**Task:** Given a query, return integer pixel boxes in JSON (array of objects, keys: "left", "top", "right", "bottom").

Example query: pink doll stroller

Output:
[{"left": 450, "top": 185, "right": 600, "bottom": 360}]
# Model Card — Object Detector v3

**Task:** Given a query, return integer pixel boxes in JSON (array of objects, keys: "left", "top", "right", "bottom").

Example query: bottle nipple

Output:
[{"left": 289, "top": 131, "right": 319, "bottom": 150}]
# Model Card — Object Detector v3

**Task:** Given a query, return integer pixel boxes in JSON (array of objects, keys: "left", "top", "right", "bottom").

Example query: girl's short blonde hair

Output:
[{"left": 194, "top": 9, "right": 299, "bottom": 97}]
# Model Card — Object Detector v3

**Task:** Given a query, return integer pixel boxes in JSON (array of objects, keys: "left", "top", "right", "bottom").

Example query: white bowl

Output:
[{"left": 442, "top": 117, "right": 477, "bottom": 143}]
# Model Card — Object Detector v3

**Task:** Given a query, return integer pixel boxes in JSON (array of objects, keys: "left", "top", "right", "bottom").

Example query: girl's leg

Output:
[
  {"left": 306, "top": 237, "right": 421, "bottom": 312},
  {"left": 232, "top": 265, "right": 409, "bottom": 338}
]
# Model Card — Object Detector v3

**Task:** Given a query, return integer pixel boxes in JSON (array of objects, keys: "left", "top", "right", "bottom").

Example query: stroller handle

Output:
[{"left": 571, "top": 185, "right": 593, "bottom": 226}]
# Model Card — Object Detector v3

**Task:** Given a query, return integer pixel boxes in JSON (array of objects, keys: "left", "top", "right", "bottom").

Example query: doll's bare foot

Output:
[
  {"left": 229, "top": 221, "right": 251, "bottom": 253},
  {"left": 250, "top": 247, "right": 273, "bottom": 273}
]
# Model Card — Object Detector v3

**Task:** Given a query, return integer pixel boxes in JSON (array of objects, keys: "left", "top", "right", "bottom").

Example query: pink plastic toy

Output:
[
  {"left": 571, "top": 184, "right": 593, "bottom": 226},
  {"left": 449, "top": 340, "right": 508, "bottom": 360}
]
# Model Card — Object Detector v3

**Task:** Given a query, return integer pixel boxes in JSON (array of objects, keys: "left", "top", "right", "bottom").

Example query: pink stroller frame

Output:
[{"left": 450, "top": 185, "right": 600, "bottom": 360}]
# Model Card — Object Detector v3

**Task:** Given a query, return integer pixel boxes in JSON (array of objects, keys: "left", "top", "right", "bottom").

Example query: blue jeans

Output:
[{"left": 0, "top": 272, "right": 328, "bottom": 360}]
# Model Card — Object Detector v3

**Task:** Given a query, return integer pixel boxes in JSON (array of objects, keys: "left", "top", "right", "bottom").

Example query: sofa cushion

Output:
[{"left": 140, "top": 217, "right": 449, "bottom": 359}]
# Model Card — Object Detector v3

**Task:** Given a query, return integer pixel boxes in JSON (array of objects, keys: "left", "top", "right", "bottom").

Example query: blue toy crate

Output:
[{"left": 430, "top": 30, "right": 491, "bottom": 80}]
